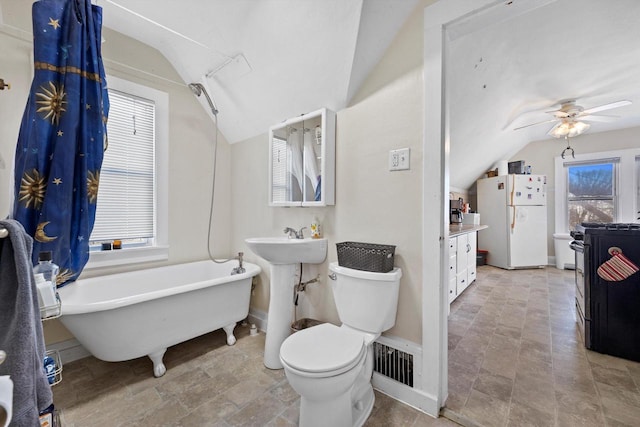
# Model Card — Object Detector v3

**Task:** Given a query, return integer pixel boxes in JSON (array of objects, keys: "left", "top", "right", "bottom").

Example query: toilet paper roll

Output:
[
  {"left": 0, "top": 376, "right": 13, "bottom": 427},
  {"left": 494, "top": 160, "right": 508, "bottom": 176}
]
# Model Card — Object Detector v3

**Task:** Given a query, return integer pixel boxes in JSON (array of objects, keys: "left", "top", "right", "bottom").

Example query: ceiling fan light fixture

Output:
[{"left": 549, "top": 120, "right": 590, "bottom": 138}]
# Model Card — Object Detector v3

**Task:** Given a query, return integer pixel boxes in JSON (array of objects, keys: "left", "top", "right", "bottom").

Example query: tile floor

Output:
[
  {"left": 447, "top": 265, "right": 640, "bottom": 427},
  {"left": 54, "top": 265, "right": 640, "bottom": 427},
  {"left": 53, "top": 323, "right": 457, "bottom": 426}
]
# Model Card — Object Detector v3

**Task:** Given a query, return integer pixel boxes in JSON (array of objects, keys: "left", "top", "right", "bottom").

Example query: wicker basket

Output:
[{"left": 336, "top": 242, "right": 396, "bottom": 273}]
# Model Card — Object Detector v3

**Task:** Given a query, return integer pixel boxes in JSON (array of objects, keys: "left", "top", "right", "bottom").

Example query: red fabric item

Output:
[{"left": 597, "top": 250, "right": 639, "bottom": 282}]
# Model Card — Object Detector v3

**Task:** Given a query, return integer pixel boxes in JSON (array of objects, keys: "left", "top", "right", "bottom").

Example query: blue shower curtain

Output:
[{"left": 12, "top": 0, "right": 109, "bottom": 286}]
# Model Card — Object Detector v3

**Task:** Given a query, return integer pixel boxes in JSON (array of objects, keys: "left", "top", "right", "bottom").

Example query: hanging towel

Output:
[
  {"left": 303, "top": 131, "right": 319, "bottom": 193},
  {"left": 597, "top": 247, "right": 639, "bottom": 282},
  {"left": 0, "top": 220, "right": 53, "bottom": 427},
  {"left": 288, "top": 129, "right": 304, "bottom": 194}
]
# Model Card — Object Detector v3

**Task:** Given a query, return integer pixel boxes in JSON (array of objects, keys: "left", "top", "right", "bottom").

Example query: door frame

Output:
[{"left": 421, "top": 0, "right": 507, "bottom": 415}]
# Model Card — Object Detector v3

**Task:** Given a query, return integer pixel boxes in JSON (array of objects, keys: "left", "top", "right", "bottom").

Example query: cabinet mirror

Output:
[{"left": 269, "top": 108, "right": 335, "bottom": 206}]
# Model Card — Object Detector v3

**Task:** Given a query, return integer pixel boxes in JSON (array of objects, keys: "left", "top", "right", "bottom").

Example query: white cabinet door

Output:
[
  {"left": 467, "top": 231, "right": 477, "bottom": 284},
  {"left": 456, "top": 271, "right": 469, "bottom": 295},
  {"left": 448, "top": 277, "right": 457, "bottom": 303},
  {"left": 448, "top": 237, "right": 457, "bottom": 303},
  {"left": 454, "top": 232, "right": 478, "bottom": 298},
  {"left": 456, "top": 235, "right": 468, "bottom": 272},
  {"left": 449, "top": 231, "right": 479, "bottom": 306}
]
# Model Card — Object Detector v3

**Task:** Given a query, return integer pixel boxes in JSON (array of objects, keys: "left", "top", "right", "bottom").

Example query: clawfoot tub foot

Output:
[
  {"left": 148, "top": 349, "right": 167, "bottom": 377},
  {"left": 223, "top": 322, "right": 237, "bottom": 346}
]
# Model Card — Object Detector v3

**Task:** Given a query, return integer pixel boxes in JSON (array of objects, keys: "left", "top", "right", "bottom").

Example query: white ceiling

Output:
[
  {"left": 3, "top": 0, "right": 639, "bottom": 191},
  {"left": 448, "top": 0, "right": 640, "bottom": 189},
  {"left": 98, "top": 0, "right": 420, "bottom": 144}
]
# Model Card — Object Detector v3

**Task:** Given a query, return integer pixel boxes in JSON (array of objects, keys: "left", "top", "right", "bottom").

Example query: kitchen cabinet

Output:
[
  {"left": 448, "top": 225, "right": 485, "bottom": 304},
  {"left": 456, "top": 231, "right": 476, "bottom": 296},
  {"left": 448, "top": 238, "right": 457, "bottom": 303}
]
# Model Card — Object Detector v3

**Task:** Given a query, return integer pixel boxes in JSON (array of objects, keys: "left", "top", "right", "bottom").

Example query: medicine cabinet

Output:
[{"left": 268, "top": 108, "right": 335, "bottom": 207}]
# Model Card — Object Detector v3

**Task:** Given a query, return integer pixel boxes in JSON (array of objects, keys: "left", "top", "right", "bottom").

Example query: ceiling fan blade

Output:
[
  {"left": 582, "top": 100, "right": 632, "bottom": 115},
  {"left": 546, "top": 122, "right": 563, "bottom": 137},
  {"left": 513, "top": 118, "right": 558, "bottom": 131},
  {"left": 579, "top": 114, "right": 619, "bottom": 123}
]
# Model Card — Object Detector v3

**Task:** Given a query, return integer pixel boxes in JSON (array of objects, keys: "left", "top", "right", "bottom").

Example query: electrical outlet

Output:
[{"left": 389, "top": 148, "right": 410, "bottom": 171}]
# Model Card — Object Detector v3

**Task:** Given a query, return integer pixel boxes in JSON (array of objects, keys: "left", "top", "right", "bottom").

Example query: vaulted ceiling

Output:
[
  {"left": 2, "top": 0, "right": 640, "bottom": 192},
  {"left": 98, "top": 0, "right": 420, "bottom": 144},
  {"left": 448, "top": 0, "right": 640, "bottom": 189}
]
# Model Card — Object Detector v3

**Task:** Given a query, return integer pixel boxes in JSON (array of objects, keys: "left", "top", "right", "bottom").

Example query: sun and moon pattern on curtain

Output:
[{"left": 12, "top": 0, "right": 109, "bottom": 286}]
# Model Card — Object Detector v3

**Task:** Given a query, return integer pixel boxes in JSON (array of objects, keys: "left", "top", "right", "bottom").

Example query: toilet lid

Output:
[{"left": 280, "top": 323, "right": 365, "bottom": 374}]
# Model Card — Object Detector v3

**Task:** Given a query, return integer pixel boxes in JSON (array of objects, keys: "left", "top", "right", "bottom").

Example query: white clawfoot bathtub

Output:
[{"left": 58, "top": 260, "right": 260, "bottom": 377}]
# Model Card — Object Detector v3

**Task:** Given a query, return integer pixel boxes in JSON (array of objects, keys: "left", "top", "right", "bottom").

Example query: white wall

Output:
[
  {"left": 230, "top": 1, "right": 433, "bottom": 344},
  {"left": 510, "top": 126, "right": 640, "bottom": 256},
  {"left": 1, "top": 0, "right": 436, "bottom": 349},
  {"left": 0, "top": 4, "right": 233, "bottom": 344},
  {"left": 0, "top": 31, "right": 31, "bottom": 217}
]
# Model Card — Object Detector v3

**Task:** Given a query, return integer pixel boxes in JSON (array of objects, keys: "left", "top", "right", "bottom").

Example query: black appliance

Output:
[
  {"left": 508, "top": 160, "right": 525, "bottom": 174},
  {"left": 450, "top": 198, "right": 464, "bottom": 224},
  {"left": 570, "top": 223, "right": 640, "bottom": 361}
]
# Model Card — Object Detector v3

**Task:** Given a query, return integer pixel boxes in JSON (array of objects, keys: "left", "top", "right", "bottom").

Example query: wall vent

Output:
[{"left": 373, "top": 341, "right": 414, "bottom": 387}]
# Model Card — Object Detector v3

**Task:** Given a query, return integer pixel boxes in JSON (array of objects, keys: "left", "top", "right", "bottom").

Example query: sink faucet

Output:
[{"left": 284, "top": 227, "right": 307, "bottom": 239}]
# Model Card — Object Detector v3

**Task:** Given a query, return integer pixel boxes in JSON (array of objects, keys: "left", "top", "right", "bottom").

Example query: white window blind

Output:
[
  {"left": 271, "top": 136, "right": 289, "bottom": 203},
  {"left": 90, "top": 89, "right": 155, "bottom": 244}
]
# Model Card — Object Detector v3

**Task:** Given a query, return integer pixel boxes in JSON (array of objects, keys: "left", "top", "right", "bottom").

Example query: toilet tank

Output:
[{"left": 329, "top": 262, "right": 402, "bottom": 333}]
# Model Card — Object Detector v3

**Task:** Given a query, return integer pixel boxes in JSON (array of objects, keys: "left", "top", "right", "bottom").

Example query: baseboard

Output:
[
  {"left": 549, "top": 255, "right": 576, "bottom": 270},
  {"left": 47, "top": 338, "right": 90, "bottom": 365},
  {"left": 248, "top": 307, "right": 268, "bottom": 332},
  {"left": 372, "top": 334, "right": 439, "bottom": 417},
  {"left": 372, "top": 374, "right": 440, "bottom": 417}
]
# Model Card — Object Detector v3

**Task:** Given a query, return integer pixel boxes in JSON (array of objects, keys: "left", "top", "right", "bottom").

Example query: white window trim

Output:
[
  {"left": 84, "top": 76, "right": 169, "bottom": 270},
  {"left": 555, "top": 147, "right": 640, "bottom": 233}
]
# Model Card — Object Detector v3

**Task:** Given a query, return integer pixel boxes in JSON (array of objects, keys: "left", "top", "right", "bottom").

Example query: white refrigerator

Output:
[{"left": 477, "top": 174, "right": 548, "bottom": 269}]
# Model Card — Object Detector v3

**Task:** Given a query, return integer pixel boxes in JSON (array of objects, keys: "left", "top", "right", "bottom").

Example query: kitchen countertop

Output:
[{"left": 449, "top": 224, "right": 488, "bottom": 237}]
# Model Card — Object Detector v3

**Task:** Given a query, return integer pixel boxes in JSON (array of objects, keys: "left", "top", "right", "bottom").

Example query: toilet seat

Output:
[{"left": 280, "top": 323, "right": 366, "bottom": 377}]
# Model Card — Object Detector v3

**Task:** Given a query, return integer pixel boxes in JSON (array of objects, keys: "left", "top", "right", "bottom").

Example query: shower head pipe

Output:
[{"left": 188, "top": 82, "right": 219, "bottom": 116}]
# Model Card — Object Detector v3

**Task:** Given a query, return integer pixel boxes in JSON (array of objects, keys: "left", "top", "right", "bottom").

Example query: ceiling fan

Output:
[{"left": 514, "top": 99, "right": 632, "bottom": 138}]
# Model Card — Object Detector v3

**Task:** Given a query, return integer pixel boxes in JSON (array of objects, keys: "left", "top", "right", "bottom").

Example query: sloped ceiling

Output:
[
  {"left": 98, "top": 0, "right": 420, "bottom": 144},
  {"left": 448, "top": 0, "right": 640, "bottom": 190},
  {"left": 3, "top": 0, "right": 639, "bottom": 191}
]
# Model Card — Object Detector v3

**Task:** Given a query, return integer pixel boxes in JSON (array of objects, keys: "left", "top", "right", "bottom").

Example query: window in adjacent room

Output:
[{"left": 566, "top": 160, "right": 617, "bottom": 229}]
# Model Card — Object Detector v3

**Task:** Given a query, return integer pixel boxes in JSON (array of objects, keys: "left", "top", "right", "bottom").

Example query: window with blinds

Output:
[{"left": 90, "top": 89, "right": 156, "bottom": 248}]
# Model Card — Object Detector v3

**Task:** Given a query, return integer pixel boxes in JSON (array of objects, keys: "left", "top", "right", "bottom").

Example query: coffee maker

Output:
[{"left": 450, "top": 198, "right": 464, "bottom": 224}]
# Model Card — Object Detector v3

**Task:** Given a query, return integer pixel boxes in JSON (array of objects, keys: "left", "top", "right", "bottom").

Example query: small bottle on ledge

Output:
[{"left": 311, "top": 217, "right": 321, "bottom": 239}]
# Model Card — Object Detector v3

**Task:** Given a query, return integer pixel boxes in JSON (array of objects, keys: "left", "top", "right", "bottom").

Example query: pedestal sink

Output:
[{"left": 245, "top": 237, "right": 327, "bottom": 369}]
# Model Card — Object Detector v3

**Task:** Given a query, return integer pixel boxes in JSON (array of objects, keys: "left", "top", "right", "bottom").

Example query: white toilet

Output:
[{"left": 279, "top": 262, "right": 402, "bottom": 427}]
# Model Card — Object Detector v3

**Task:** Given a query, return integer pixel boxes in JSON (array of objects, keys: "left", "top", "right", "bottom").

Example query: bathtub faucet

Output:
[
  {"left": 284, "top": 227, "right": 306, "bottom": 239},
  {"left": 231, "top": 252, "right": 246, "bottom": 275}
]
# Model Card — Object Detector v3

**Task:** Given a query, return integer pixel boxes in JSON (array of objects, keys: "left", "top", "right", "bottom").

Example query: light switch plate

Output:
[{"left": 389, "top": 148, "right": 410, "bottom": 171}]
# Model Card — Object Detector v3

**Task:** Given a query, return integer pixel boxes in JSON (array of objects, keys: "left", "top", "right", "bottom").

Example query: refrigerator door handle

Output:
[
  {"left": 511, "top": 206, "right": 516, "bottom": 231},
  {"left": 510, "top": 175, "right": 515, "bottom": 206}
]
